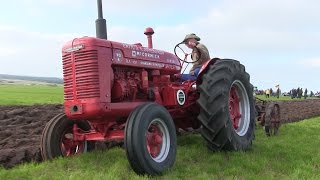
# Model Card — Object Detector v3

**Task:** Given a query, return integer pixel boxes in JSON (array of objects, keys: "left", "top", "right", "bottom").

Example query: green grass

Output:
[
  {"left": 0, "top": 85, "right": 311, "bottom": 106},
  {"left": 255, "top": 94, "right": 318, "bottom": 101},
  {"left": 1, "top": 117, "right": 319, "bottom": 179},
  {"left": 0, "top": 85, "right": 63, "bottom": 105},
  {"left": 256, "top": 95, "right": 295, "bottom": 101}
]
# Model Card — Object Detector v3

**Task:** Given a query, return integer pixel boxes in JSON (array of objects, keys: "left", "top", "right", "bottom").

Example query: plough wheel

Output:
[
  {"left": 264, "top": 103, "right": 281, "bottom": 136},
  {"left": 40, "top": 113, "right": 95, "bottom": 160}
]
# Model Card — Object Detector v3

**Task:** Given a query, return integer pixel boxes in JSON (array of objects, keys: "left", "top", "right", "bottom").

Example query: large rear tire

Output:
[
  {"left": 40, "top": 113, "right": 95, "bottom": 160},
  {"left": 197, "top": 59, "right": 255, "bottom": 151},
  {"left": 125, "top": 103, "right": 177, "bottom": 175}
]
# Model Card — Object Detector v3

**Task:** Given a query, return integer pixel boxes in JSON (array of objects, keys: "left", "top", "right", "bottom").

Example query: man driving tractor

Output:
[{"left": 181, "top": 33, "right": 211, "bottom": 80}]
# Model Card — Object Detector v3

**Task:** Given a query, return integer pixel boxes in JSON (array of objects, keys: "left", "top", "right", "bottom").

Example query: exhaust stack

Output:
[
  {"left": 144, "top": 27, "right": 154, "bottom": 48},
  {"left": 96, "top": 0, "right": 107, "bottom": 40}
]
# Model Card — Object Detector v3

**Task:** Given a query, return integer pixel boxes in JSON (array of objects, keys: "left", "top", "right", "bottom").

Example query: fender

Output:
[{"left": 196, "top": 58, "right": 219, "bottom": 84}]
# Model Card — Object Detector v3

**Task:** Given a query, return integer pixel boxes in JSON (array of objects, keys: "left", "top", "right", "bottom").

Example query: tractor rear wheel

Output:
[
  {"left": 40, "top": 113, "right": 95, "bottom": 160},
  {"left": 125, "top": 103, "right": 177, "bottom": 175},
  {"left": 197, "top": 59, "right": 255, "bottom": 151}
]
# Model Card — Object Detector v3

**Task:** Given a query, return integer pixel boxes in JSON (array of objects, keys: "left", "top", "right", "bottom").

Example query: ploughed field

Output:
[
  {"left": 0, "top": 104, "right": 63, "bottom": 168},
  {"left": 1, "top": 98, "right": 319, "bottom": 170}
]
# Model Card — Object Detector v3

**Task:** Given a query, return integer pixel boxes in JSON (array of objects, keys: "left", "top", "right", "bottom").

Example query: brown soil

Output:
[{"left": 0, "top": 104, "right": 63, "bottom": 169}]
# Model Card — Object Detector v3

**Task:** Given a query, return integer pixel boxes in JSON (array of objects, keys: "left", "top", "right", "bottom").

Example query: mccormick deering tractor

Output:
[{"left": 41, "top": 0, "right": 255, "bottom": 175}]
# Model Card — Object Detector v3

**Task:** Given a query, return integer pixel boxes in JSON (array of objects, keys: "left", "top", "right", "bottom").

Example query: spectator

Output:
[
  {"left": 304, "top": 88, "right": 308, "bottom": 99},
  {"left": 298, "top": 87, "right": 303, "bottom": 99},
  {"left": 310, "top": 91, "right": 314, "bottom": 97},
  {"left": 275, "top": 85, "right": 280, "bottom": 99},
  {"left": 293, "top": 88, "right": 297, "bottom": 99},
  {"left": 265, "top": 88, "right": 270, "bottom": 98}
]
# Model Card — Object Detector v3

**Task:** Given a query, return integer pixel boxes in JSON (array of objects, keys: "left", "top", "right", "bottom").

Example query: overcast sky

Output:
[{"left": 0, "top": 0, "right": 319, "bottom": 92}]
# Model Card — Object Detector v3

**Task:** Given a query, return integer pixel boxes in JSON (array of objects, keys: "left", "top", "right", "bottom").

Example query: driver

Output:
[{"left": 183, "top": 33, "right": 211, "bottom": 76}]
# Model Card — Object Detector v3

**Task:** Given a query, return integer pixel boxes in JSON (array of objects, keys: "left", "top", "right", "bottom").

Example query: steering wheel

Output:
[{"left": 174, "top": 42, "right": 201, "bottom": 63}]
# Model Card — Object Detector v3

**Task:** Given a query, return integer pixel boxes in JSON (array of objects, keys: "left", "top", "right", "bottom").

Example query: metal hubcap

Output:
[
  {"left": 229, "top": 80, "right": 250, "bottom": 136},
  {"left": 60, "top": 128, "right": 86, "bottom": 156},
  {"left": 229, "top": 86, "right": 241, "bottom": 129},
  {"left": 146, "top": 118, "right": 170, "bottom": 162}
]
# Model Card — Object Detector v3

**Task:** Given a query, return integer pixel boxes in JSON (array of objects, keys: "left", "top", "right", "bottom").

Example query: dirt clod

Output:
[{"left": 0, "top": 104, "right": 63, "bottom": 169}]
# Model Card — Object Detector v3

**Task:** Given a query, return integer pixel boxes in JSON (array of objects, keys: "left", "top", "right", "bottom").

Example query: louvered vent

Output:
[
  {"left": 62, "top": 50, "right": 100, "bottom": 100},
  {"left": 62, "top": 53, "right": 73, "bottom": 100}
]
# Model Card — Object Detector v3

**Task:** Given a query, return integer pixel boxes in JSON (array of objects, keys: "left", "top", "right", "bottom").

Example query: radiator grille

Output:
[
  {"left": 62, "top": 53, "right": 73, "bottom": 100},
  {"left": 62, "top": 50, "right": 100, "bottom": 100}
]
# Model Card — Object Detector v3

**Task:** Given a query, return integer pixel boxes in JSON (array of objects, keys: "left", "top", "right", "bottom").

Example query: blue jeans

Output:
[{"left": 181, "top": 68, "right": 200, "bottom": 81}]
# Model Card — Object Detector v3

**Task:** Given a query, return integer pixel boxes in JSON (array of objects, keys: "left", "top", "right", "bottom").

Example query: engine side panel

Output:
[{"left": 112, "top": 42, "right": 181, "bottom": 75}]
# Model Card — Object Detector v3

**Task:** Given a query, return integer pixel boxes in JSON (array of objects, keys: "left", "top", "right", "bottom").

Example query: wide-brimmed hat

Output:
[{"left": 182, "top": 33, "right": 201, "bottom": 43}]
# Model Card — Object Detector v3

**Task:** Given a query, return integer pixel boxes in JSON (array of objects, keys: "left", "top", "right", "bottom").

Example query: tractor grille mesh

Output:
[
  {"left": 62, "top": 53, "right": 73, "bottom": 100},
  {"left": 62, "top": 50, "right": 100, "bottom": 100}
]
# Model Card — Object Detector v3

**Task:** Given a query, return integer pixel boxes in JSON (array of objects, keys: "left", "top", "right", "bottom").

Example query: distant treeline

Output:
[{"left": 0, "top": 74, "right": 63, "bottom": 84}]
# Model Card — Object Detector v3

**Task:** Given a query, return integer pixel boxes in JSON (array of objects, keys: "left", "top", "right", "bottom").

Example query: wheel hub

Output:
[
  {"left": 60, "top": 129, "right": 85, "bottom": 156},
  {"left": 146, "top": 125, "right": 163, "bottom": 158},
  {"left": 145, "top": 118, "right": 170, "bottom": 163},
  {"left": 228, "top": 80, "right": 251, "bottom": 136},
  {"left": 229, "top": 86, "right": 241, "bottom": 130}
]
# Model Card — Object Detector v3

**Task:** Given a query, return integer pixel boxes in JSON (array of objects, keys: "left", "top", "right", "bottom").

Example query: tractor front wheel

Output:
[
  {"left": 125, "top": 103, "right": 177, "bottom": 175},
  {"left": 40, "top": 113, "right": 95, "bottom": 160}
]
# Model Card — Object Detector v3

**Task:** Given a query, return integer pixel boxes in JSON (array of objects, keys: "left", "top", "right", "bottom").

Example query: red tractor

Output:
[{"left": 41, "top": 0, "right": 255, "bottom": 175}]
